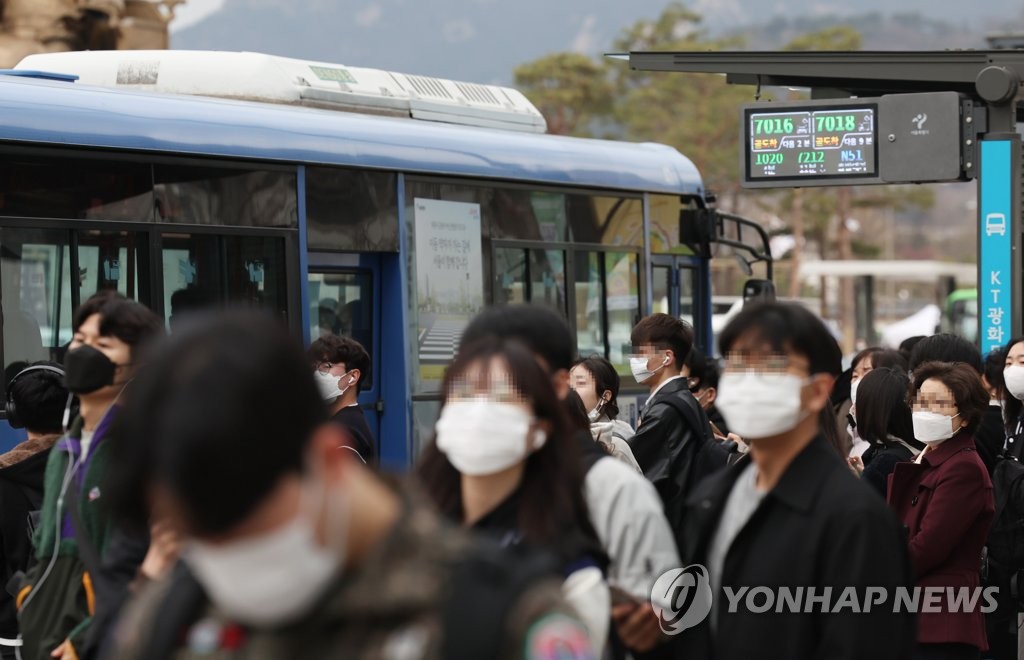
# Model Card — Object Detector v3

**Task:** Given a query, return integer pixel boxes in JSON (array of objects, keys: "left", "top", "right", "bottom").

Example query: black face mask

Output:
[{"left": 63, "top": 345, "right": 118, "bottom": 395}]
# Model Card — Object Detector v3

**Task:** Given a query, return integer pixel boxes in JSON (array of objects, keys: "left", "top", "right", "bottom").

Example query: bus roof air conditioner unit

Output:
[{"left": 15, "top": 50, "right": 548, "bottom": 134}]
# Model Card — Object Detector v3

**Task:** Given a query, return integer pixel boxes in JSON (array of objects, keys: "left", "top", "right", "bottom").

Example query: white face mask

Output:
[
  {"left": 912, "top": 411, "right": 960, "bottom": 445},
  {"left": 184, "top": 478, "right": 343, "bottom": 627},
  {"left": 587, "top": 396, "right": 609, "bottom": 423},
  {"left": 1004, "top": 365, "right": 1024, "bottom": 402},
  {"left": 314, "top": 370, "right": 355, "bottom": 402},
  {"left": 630, "top": 354, "right": 669, "bottom": 384},
  {"left": 435, "top": 399, "right": 546, "bottom": 476},
  {"left": 850, "top": 379, "right": 860, "bottom": 409},
  {"left": 716, "top": 372, "right": 811, "bottom": 440}
]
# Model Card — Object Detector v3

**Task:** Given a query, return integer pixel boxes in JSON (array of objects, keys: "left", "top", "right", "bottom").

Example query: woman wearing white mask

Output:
[
  {"left": 847, "top": 367, "right": 922, "bottom": 496},
  {"left": 418, "top": 338, "right": 611, "bottom": 654},
  {"left": 570, "top": 356, "right": 641, "bottom": 473},
  {"left": 846, "top": 348, "right": 907, "bottom": 461},
  {"left": 1000, "top": 338, "right": 1024, "bottom": 461},
  {"left": 887, "top": 361, "right": 994, "bottom": 659}
]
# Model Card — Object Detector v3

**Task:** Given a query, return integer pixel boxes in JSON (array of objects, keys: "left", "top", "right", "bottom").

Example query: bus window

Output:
[
  {"left": 575, "top": 252, "right": 604, "bottom": 358},
  {"left": 160, "top": 233, "right": 289, "bottom": 329},
  {"left": 154, "top": 164, "right": 297, "bottom": 228},
  {"left": 306, "top": 167, "right": 398, "bottom": 252},
  {"left": 605, "top": 252, "right": 639, "bottom": 368},
  {"left": 77, "top": 230, "right": 146, "bottom": 301},
  {"left": 0, "top": 228, "right": 70, "bottom": 373},
  {"left": 653, "top": 265, "right": 671, "bottom": 314},
  {"left": 0, "top": 155, "right": 153, "bottom": 222},
  {"left": 224, "top": 236, "right": 287, "bottom": 317},
  {"left": 529, "top": 249, "right": 566, "bottom": 315},
  {"left": 307, "top": 270, "right": 374, "bottom": 387},
  {"left": 494, "top": 248, "right": 526, "bottom": 305}
]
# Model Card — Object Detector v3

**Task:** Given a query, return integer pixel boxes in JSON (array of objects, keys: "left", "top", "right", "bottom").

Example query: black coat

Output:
[
  {"left": 627, "top": 378, "right": 717, "bottom": 546},
  {"left": 677, "top": 435, "right": 916, "bottom": 660},
  {"left": 0, "top": 450, "right": 48, "bottom": 647},
  {"left": 861, "top": 441, "right": 916, "bottom": 498}
]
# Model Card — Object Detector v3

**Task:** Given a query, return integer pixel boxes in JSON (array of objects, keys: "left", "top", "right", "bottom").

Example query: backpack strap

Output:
[
  {"left": 441, "top": 539, "right": 560, "bottom": 660},
  {"left": 653, "top": 393, "right": 714, "bottom": 444}
]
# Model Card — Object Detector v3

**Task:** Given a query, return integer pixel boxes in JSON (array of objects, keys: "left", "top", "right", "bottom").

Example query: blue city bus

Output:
[{"left": 0, "top": 51, "right": 769, "bottom": 468}]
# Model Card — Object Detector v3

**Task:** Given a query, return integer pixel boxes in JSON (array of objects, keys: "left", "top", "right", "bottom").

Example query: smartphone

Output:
[{"left": 609, "top": 584, "right": 643, "bottom": 607}]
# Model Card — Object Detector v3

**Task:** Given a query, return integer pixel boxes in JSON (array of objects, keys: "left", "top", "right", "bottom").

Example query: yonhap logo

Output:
[{"left": 650, "top": 564, "right": 714, "bottom": 635}]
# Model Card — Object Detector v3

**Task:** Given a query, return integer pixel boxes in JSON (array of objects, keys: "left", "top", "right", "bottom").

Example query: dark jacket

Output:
[
  {"left": 330, "top": 405, "right": 376, "bottom": 465},
  {"left": 628, "top": 377, "right": 718, "bottom": 546},
  {"left": 18, "top": 415, "right": 117, "bottom": 660},
  {"left": 861, "top": 440, "right": 917, "bottom": 498},
  {"left": 974, "top": 405, "right": 1006, "bottom": 474},
  {"left": 111, "top": 485, "right": 589, "bottom": 660},
  {"left": 888, "top": 431, "right": 995, "bottom": 649},
  {"left": 678, "top": 435, "right": 916, "bottom": 660},
  {"left": 0, "top": 435, "right": 58, "bottom": 651}
]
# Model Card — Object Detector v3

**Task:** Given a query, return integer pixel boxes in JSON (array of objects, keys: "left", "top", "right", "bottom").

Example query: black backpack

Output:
[{"left": 985, "top": 456, "right": 1024, "bottom": 604}]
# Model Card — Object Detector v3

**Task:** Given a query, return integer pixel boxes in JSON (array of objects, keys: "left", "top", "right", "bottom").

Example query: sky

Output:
[{"left": 169, "top": 0, "right": 226, "bottom": 32}]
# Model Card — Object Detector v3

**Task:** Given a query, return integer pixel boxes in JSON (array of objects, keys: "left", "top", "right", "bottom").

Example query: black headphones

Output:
[{"left": 6, "top": 365, "right": 67, "bottom": 429}]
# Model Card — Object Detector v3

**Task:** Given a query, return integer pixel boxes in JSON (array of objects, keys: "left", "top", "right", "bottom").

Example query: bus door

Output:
[
  {"left": 650, "top": 254, "right": 710, "bottom": 352},
  {"left": 306, "top": 254, "right": 381, "bottom": 457}
]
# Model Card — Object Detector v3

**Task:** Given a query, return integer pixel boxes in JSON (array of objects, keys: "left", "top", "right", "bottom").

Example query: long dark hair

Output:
[
  {"left": 855, "top": 367, "right": 921, "bottom": 450},
  {"left": 1001, "top": 337, "right": 1024, "bottom": 431},
  {"left": 416, "top": 337, "right": 602, "bottom": 564}
]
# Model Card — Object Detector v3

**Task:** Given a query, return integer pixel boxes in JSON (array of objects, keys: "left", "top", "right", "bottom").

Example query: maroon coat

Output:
[{"left": 887, "top": 431, "right": 995, "bottom": 650}]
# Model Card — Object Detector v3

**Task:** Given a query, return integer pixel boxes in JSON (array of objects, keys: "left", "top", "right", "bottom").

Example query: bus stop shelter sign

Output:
[
  {"left": 979, "top": 138, "right": 1017, "bottom": 355},
  {"left": 741, "top": 92, "right": 964, "bottom": 188}
]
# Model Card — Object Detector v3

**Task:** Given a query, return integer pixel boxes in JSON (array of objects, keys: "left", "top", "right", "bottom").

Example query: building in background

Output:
[{"left": 0, "top": 0, "right": 183, "bottom": 67}]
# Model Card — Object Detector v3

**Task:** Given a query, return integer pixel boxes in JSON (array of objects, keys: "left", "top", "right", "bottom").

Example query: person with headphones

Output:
[
  {"left": 0, "top": 362, "right": 70, "bottom": 659},
  {"left": 15, "top": 291, "right": 164, "bottom": 660}
]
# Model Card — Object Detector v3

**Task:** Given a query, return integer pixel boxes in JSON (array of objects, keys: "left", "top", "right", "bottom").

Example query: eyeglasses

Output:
[
  {"left": 721, "top": 354, "right": 808, "bottom": 374},
  {"left": 315, "top": 361, "right": 341, "bottom": 375}
]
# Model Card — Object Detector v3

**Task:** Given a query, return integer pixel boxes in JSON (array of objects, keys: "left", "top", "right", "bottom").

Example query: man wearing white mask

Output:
[
  {"left": 627, "top": 314, "right": 724, "bottom": 552},
  {"left": 106, "top": 312, "right": 596, "bottom": 660},
  {"left": 308, "top": 335, "right": 375, "bottom": 465},
  {"left": 676, "top": 302, "right": 914, "bottom": 660}
]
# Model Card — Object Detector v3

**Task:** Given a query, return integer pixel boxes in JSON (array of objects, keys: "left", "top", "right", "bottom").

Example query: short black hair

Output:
[
  {"left": 630, "top": 314, "right": 694, "bottom": 370},
  {"left": 571, "top": 355, "right": 621, "bottom": 419},
  {"left": 108, "top": 311, "right": 327, "bottom": 535},
  {"left": 460, "top": 304, "right": 574, "bottom": 373},
  {"left": 898, "top": 336, "right": 926, "bottom": 362},
  {"left": 854, "top": 367, "right": 919, "bottom": 449},
  {"left": 685, "top": 348, "right": 720, "bottom": 391},
  {"left": 718, "top": 302, "right": 843, "bottom": 376},
  {"left": 307, "top": 335, "right": 371, "bottom": 389},
  {"left": 8, "top": 361, "right": 69, "bottom": 434},
  {"left": 852, "top": 347, "right": 908, "bottom": 374},
  {"left": 983, "top": 348, "right": 1006, "bottom": 394},
  {"left": 72, "top": 291, "right": 164, "bottom": 357},
  {"left": 909, "top": 334, "right": 983, "bottom": 373}
]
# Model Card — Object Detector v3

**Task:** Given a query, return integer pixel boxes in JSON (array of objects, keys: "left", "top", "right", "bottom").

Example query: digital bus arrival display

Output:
[{"left": 746, "top": 106, "right": 877, "bottom": 181}]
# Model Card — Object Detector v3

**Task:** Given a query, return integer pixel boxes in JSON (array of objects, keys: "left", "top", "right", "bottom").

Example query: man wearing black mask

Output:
[{"left": 16, "top": 291, "right": 163, "bottom": 660}]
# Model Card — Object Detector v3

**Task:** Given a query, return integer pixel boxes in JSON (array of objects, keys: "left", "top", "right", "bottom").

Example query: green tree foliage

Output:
[
  {"left": 607, "top": 3, "right": 751, "bottom": 195},
  {"left": 513, "top": 53, "right": 613, "bottom": 136},
  {"left": 782, "top": 25, "right": 863, "bottom": 51}
]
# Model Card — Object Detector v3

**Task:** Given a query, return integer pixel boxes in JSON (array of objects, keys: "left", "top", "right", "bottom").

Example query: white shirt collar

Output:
[{"left": 650, "top": 374, "right": 685, "bottom": 400}]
